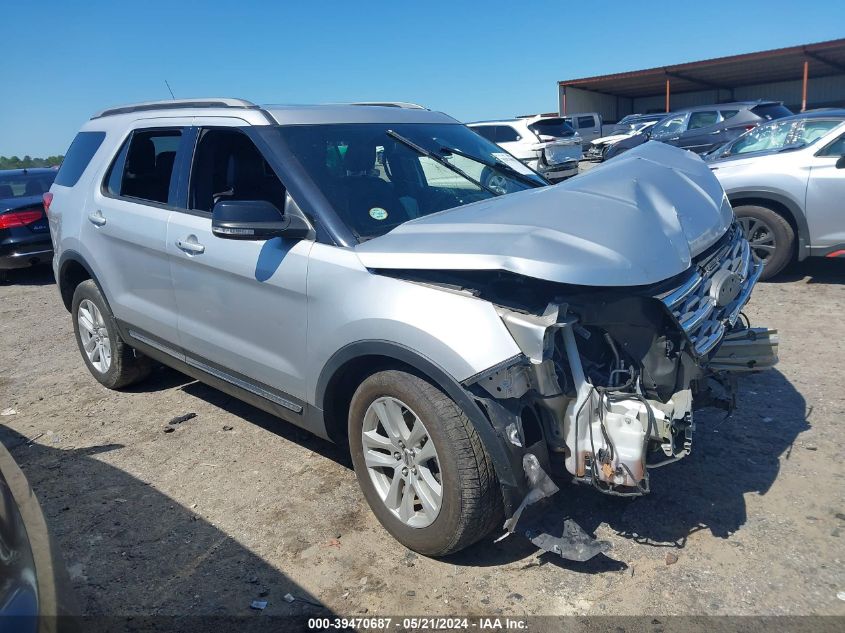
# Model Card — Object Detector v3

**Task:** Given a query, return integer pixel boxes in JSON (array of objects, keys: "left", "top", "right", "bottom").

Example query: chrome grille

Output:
[{"left": 661, "top": 226, "right": 762, "bottom": 357}]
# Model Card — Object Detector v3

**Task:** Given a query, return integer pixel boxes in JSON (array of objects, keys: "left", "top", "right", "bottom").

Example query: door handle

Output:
[
  {"left": 176, "top": 238, "right": 205, "bottom": 254},
  {"left": 88, "top": 211, "right": 106, "bottom": 226}
]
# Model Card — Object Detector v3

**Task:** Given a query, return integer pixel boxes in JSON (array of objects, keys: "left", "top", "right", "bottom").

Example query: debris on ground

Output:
[
  {"left": 222, "top": 425, "right": 234, "bottom": 431},
  {"left": 283, "top": 592, "right": 322, "bottom": 607},
  {"left": 163, "top": 427, "right": 175, "bottom": 434},
  {"left": 168, "top": 412, "right": 197, "bottom": 426},
  {"left": 1, "top": 407, "right": 17, "bottom": 416},
  {"left": 666, "top": 552, "right": 679, "bottom": 565},
  {"left": 250, "top": 600, "right": 267, "bottom": 610},
  {"left": 326, "top": 538, "right": 341, "bottom": 548}
]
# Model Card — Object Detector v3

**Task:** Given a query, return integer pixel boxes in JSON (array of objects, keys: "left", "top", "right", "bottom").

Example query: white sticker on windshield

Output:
[
  {"left": 491, "top": 152, "right": 534, "bottom": 176},
  {"left": 369, "top": 207, "right": 388, "bottom": 220}
]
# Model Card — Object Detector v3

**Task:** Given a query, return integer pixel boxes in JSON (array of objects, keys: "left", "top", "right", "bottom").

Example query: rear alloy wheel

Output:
[
  {"left": 72, "top": 280, "right": 153, "bottom": 389},
  {"left": 349, "top": 370, "right": 503, "bottom": 556},
  {"left": 734, "top": 205, "right": 794, "bottom": 280}
]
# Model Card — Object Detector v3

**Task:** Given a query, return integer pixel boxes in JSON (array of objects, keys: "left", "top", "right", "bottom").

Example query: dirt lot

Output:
[{"left": 1, "top": 259, "right": 844, "bottom": 619}]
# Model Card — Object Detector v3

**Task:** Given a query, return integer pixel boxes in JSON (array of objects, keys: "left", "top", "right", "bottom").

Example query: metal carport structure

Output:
[{"left": 558, "top": 39, "right": 845, "bottom": 121}]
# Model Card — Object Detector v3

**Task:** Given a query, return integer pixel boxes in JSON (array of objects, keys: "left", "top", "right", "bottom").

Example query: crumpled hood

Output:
[{"left": 355, "top": 142, "right": 734, "bottom": 287}]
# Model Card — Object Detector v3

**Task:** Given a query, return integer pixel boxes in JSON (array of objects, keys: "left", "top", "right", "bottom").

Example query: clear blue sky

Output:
[{"left": 2, "top": 0, "right": 843, "bottom": 157}]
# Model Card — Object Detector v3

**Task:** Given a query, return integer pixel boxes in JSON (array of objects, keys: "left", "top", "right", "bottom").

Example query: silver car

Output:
[
  {"left": 49, "top": 99, "right": 776, "bottom": 560},
  {"left": 708, "top": 110, "right": 845, "bottom": 278}
]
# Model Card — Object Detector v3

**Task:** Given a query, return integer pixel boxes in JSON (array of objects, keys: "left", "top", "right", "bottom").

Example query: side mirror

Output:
[
  {"left": 836, "top": 155, "right": 845, "bottom": 169},
  {"left": 211, "top": 200, "right": 311, "bottom": 241}
]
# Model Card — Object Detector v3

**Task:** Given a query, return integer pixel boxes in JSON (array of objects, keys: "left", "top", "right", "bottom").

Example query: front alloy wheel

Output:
[
  {"left": 348, "top": 370, "right": 503, "bottom": 556},
  {"left": 361, "top": 396, "right": 442, "bottom": 528}
]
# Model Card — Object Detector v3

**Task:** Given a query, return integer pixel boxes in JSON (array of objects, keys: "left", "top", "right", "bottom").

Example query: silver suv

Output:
[
  {"left": 708, "top": 110, "right": 845, "bottom": 278},
  {"left": 49, "top": 99, "right": 777, "bottom": 560}
]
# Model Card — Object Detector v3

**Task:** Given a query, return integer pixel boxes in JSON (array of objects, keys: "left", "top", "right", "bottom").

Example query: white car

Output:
[
  {"left": 467, "top": 116, "right": 582, "bottom": 185},
  {"left": 587, "top": 120, "right": 658, "bottom": 161}
]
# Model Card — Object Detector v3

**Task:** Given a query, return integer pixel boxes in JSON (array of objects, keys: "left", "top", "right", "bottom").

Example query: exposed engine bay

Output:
[{"left": 382, "top": 223, "right": 778, "bottom": 558}]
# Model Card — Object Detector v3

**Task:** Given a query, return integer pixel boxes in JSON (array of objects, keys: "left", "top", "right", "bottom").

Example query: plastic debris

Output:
[
  {"left": 169, "top": 412, "right": 197, "bottom": 426},
  {"left": 838, "top": 591, "right": 845, "bottom": 602},
  {"left": 223, "top": 425, "right": 234, "bottom": 431},
  {"left": 1, "top": 408, "right": 17, "bottom": 416},
  {"left": 501, "top": 454, "right": 559, "bottom": 534},
  {"left": 250, "top": 600, "right": 267, "bottom": 610}
]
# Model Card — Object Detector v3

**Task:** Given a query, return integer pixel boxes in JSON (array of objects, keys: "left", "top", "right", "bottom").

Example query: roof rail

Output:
[
  {"left": 350, "top": 102, "right": 427, "bottom": 110},
  {"left": 91, "top": 98, "right": 258, "bottom": 119}
]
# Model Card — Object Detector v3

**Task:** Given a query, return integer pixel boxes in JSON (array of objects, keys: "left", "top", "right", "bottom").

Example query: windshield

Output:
[
  {"left": 0, "top": 171, "right": 56, "bottom": 200},
  {"left": 725, "top": 118, "right": 842, "bottom": 156},
  {"left": 273, "top": 123, "right": 546, "bottom": 241},
  {"left": 527, "top": 118, "right": 576, "bottom": 138}
]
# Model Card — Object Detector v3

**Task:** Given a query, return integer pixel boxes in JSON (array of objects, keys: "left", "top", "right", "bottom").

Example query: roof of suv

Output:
[
  {"left": 89, "top": 98, "right": 457, "bottom": 126},
  {"left": 675, "top": 100, "right": 781, "bottom": 113}
]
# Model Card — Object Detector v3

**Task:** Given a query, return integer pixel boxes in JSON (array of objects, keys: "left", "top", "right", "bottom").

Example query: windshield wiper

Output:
[
  {"left": 385, "top": 130, "right": 501, "bottom": 196},
  {"left": 439, "top": 145, "right": 547, "bottom": 188}
]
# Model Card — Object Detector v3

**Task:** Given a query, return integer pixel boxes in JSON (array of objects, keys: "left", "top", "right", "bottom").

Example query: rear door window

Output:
[
  {"left": 496, "top": 126, "right": 521, "bottom": 142},
  {"left": 720, "top": 110, "right": 740, "bottom": 121},
  {"left": 104, "top": 129, "right": 182, "bottom": 205},
  {"left": 471, "top": 126, "right": 497, "bottom": 142},
  {"left": 577, "top": 115, "right": 595, "bottom": 129},
  {"left": 54, "top": 131, "right": 106, "bottom": 187},
  {"left": 687, "top": 111, "right": 719, "bottom": 130}
]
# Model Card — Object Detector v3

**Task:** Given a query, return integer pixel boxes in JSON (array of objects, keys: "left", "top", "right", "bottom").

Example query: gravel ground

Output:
[{"left": 1, "top": 259, "right": 844, "bottom": 619}]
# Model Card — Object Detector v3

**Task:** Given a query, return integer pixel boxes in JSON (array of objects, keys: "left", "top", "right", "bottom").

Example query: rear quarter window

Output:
[
  {"left": 54, "top": 131, "right": 106, "bottom": 187},
  {"left": 751, "top": 104, "right": 793, "bottom": 121}
]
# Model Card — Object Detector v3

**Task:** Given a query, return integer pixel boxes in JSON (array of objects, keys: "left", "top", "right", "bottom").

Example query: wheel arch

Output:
[
  {"left": 316, "top": 341, "right": 522, "bottom": 510},
  {"left": 727, "top": 190, "right": 810, "bottom": 261},
  {"left": 57, "top": 250, "right": 104, "bottom": 312}
]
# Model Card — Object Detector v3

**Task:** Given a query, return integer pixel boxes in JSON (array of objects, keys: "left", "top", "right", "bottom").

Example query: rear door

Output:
[
  {"left": 494, "top": 125, "right": 529, "bottom": 160},
  {"left": 574, "top": 114, "right": 601, "bottom": 143},
  {"left": 87, "top": 122, "right": 189, "bottom": 346},
  {"left": 805, "top": 131, "right": 845, "bottom": 250},
  {"left": 167, "top": 123, "right": 312, "bottom": 404}
]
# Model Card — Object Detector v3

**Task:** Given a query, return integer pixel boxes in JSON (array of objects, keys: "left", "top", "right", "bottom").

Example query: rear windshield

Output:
[
  {"left": 54, "top": 131, "right": 106, "bottom": 187},
  {"left": 527, "top": 118, "right": 576, "bottom": 138},
  {"left": 0, "top": 171, "right": 57, "bottom": 200},
  {"left": 751, "top": 104, "right": 793, "bottom": 121}
]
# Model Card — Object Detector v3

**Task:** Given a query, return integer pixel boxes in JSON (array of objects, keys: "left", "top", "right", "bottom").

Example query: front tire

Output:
[
  {"left": 72, "top": 280, "right": 152, "bottom": 389},
  {"left": 735, "top": 205, "right": 794, "bottom": 280},
  {"left": 348, "top": 370, "right": 502, "bottom": 556}
]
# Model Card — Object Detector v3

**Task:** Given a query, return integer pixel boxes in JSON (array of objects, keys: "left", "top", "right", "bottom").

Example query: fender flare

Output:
[
  {"left": 316, "top": 340, "right": 524, "bottom": 513},
  {"left": 726, "top": 189, "right": 810, "bottom": 261}
]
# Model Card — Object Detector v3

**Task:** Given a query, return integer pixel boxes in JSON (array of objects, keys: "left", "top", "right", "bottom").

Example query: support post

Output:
[
  {"left": 801, "top": 60, "right": 809, "bottom": 112},
  {"left": 665, "top": 79, "right": 670, "bottom": 112}
]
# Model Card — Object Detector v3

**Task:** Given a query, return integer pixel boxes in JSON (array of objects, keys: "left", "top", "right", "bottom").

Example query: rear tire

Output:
[
  {"left": 71, "top": 280, "right": 152, "bottom": 389},
  {"left": 348, "top": 370, "right": 503, "bottom": 556},
  {"left": 734, "top": 205, "right": 794, "bottom": 280}
]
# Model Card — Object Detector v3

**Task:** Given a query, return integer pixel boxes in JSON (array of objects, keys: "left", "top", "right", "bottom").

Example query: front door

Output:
[
  {"left": 805, "top": 132, "right": 845, "bottom": 250},
  {"left": 167, "top": 126, "right": 312, "bottom": 405}
]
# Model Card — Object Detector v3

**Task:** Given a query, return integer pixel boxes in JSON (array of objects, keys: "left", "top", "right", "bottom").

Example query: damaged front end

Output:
[{"left": 451, "top": 223, "right": 778, "bottom": 559}]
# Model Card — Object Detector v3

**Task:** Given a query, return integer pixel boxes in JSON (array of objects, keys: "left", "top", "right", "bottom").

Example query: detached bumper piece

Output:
[
  {"left": 498, "top": 454, "right": 611, "bottom": 562},
  {"left": 709, "top": 327, "right": 779, "bottom": 371}
]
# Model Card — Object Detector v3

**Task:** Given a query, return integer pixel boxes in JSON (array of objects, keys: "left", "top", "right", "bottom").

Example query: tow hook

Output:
[{"left": 497, "top": 454, "right": 611, "bottom": 562}]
